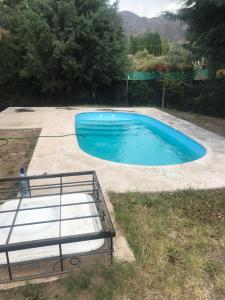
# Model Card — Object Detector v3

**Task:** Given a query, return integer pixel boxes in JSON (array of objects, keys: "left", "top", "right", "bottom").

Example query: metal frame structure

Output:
[{"left": 0, "top": 171, "right": 115, "bottom": 283}]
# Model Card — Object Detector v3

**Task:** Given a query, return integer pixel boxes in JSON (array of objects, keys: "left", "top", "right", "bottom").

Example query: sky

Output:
[{"left": 109, "top": 0, "right": 182, "bottom": 18}]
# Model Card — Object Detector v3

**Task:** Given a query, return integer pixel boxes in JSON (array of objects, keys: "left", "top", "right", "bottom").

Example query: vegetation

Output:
[
  {"left": 161, "top": 79, "right": 225, "bottom": 117},
  {"left": 165, "top": 44, "right": 193, "bottom": 70},
  {"left": 0, "top": 0, "right": 224, "bottom": 116},
  {"left": 128, "top": 32, "right": 164, "bottom": 56},
  {"left": 110, "top": 190, "right": 225, "bottom": 299},
  {"left": 0, "top": 128, "right": 40, "bottom": 178},
  {"left": 174, "top": 0, "right": 225, "bottom": 75},
  {"left": 128, "top": 81, "right": 155, "bottom": 106},
  {"left": 1, "top": 189, "right": 225, "bottom": 299},
  {"left": 0, "top": 0, "right": 128, "bottom": 95},
  {"left": 15, "top": 282, "right": 44, "bottom": 300},
  {"left": 128, "top": 44, "right": 194, "bottom": 73},
  {"left": 128, "top": 50, "right": 165, "bottom": 72},
  {"left": 126, "top": 2, "right": 225, "bottom": 114},
  {"left": 0, "top": 127, "right": 40, "bottom": 200}
]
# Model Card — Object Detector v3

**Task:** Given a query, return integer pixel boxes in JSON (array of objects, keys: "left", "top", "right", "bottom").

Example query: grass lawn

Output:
[
  {"left": 110, "top": 191, "right": 225, "bottom": 299},
  {"left": 1, "top": 190, "right": 225, "bottom": 300},
  {"left": 163, "top": 109, "right": 225, "bottom": 137}
]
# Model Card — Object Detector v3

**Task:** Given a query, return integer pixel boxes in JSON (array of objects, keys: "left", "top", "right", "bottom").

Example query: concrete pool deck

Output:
[
  {"left": 0, "top": 107, "right": 225, "bottom": 193},
  {"left": 1, "top": 106, "right": 225, "bottom": 264}
]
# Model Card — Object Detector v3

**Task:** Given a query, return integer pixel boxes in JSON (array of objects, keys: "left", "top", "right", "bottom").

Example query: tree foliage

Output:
[
  {"left": 175, "top": 0, "right": 225, "bottom": 73},
  {"left": 128, "top": 81, "right": 155, "bottom": 105},
  {"left": 128, "top": 32, "right": 164, "bottom": 56},
  {"left": 128, "top": 44, "right": 193, "bottom": 73},
  {"left": 0, "top": 0, "right": 128, "bottom": 92}
]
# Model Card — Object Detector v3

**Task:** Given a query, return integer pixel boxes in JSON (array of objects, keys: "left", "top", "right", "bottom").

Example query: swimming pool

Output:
[{"left": 75, "top": 112, "right": 206, "bottom": 166}]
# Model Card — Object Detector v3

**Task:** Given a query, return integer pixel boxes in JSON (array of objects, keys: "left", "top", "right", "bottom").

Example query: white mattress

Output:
[{"left": 0, "top": 193, "right": 104, "bottom": 264}]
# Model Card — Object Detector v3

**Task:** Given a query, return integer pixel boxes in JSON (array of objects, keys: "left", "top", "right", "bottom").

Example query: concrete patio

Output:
[{"left": 0, "top": 106, "right": 225, "bottom": 192}]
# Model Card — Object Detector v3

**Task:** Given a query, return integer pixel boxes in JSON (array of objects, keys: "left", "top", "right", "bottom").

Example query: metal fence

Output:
[{"left": 0, "top": 171, "right": 115, "bottom": 283}]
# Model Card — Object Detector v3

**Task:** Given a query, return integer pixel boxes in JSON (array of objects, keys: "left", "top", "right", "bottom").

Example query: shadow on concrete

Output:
[
  {"left": 15, "top": 108, "right": 35, "bottom": 113},
  {"left": 96, "top": 108, "right": 137, "bottom": 113},
  {"left": 55, "top": 107, "right": 78, "bottom": 110}
]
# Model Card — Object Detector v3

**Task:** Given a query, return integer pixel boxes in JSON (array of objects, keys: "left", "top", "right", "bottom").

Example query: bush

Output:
[
  {"left": 162, "top": 79, "right": 225, "bottom": 117},
  {"left": 216, "top": 69, "right": 225, "bottom": 79},
  {"left": 128, "top": 81, "right": 155, "bottom": 106},
  {"left": 129, "top": 52, "right": 167, "bottom": 72}
]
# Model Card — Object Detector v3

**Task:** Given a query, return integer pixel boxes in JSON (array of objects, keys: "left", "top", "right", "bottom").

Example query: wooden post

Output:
[
  {"left": 162, "top": 77, "right": 166, "bottom": 109},
  {"left": 126, "top": 76, "right": 129, "bottom": 107}
]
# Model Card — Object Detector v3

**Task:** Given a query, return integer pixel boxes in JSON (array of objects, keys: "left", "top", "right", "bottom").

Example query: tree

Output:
[
  {"left": 0, "top": 0, "right": 128, "bottom": 93},
  {"left": 128, "top": 81, "right": 155, "bottom": 105},
  {"left": 142, "top": 32, "right": 162, "bottom": 56},
  {"left": 161, "top": 37, "right": 170, "bottom": 55},
  {"left": 174, "top": 0, "right": 225, "bottom": 74},
  {"left": 129, "top": 32, "right": 162, "bottom": 56},
  {"left": 129, "top": 35, "right": 138, "bottom": 55}
]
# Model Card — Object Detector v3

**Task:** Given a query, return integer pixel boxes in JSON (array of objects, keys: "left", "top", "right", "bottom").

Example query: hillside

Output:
[{"left": 119, "top": 11, "right": 186, "bottom": 41}]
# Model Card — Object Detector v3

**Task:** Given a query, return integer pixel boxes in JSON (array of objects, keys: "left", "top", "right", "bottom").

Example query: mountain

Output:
[{"left": 119, "top": 11, "right": 186, "bottom": 42}]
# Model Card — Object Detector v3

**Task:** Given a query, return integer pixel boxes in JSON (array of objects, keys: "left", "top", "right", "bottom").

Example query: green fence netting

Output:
[
  {"left": 127, "top": 71, "right": 158, "bottom": 80},
  {"left": 194, "top": 67, "right": 210, "bottom": 80},
  {"left": 128, "top": 69, "right": 210, "bottom": 81}
]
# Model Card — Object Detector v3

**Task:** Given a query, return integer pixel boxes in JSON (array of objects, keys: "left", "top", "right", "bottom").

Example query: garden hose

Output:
[{"left": 0, "top": 138, "right": 9, "bottom": 148}]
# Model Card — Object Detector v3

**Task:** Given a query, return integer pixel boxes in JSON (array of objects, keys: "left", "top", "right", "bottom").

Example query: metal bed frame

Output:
[{"left": 0, "top": 171, "right": 115, "bottom": 283}]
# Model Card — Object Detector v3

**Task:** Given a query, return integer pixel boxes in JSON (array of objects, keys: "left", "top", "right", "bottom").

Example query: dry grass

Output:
[
  {"left": 110, "top": 190, "right": 225, "bottom": 300},
  {"left": 0, "top": 129, "right": 40, "bottom": 200},
  {"left": 0, "top": 129, "right": 41, "bottom": 178}
]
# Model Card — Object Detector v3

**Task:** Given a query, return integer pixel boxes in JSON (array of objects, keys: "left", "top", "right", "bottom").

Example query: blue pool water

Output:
[{"left": 75, "top": 112, "right": 206, "bottom": 166}]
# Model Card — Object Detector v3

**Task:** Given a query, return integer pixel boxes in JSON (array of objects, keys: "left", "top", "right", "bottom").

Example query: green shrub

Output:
[
  {"left": 161, "top": 79, "right": 225, "bottom": 117},
  {"left": 20, "top": 282, "right": 43, "bottom": 300},
  {"left": 128, "top": 81, "right": 155, "bottom": 106}
]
